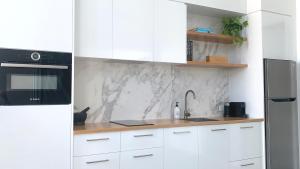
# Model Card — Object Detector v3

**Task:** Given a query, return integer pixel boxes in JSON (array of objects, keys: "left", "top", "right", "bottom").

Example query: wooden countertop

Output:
[{"left": 74, "top": 118, "right": 264, "bottom": 135}]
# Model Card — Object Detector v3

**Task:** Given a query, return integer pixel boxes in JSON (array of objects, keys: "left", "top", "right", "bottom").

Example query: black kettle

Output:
[{"left": 74, "top": 107, "right": 90, "bottom": 125}]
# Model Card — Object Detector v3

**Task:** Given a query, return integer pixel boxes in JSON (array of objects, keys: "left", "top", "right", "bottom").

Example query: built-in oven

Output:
[{"left": 0, "top": 48, "right": 72, "bottom": 105}]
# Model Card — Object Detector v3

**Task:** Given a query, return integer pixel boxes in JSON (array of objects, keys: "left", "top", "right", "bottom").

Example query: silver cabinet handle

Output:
[
  {"left": 241, "top": 163, "right": 255, "bottom": 167},
  {"left": 240, "top": 126, "right": 254, "bottom": 129},
  {"left": 133, "top": 154, "right": 154, "bottom": 158},
  {"left": 1, "top": 63, "right": 69, "bottom": 70},
  {"left": 173, "top": 131, "right": 191, "bottom": 134},
  {"left": 211, "top": 129, "right": 227, "bottom": 132},
  {"left": 86, "top": 138, "right": 110, "bottom": 142},
  {"left": 86, "top": 159, "right": 109, "bottom": 164},
  {"left": 134, "top": 134, "right": 154, "bottom": 138}
]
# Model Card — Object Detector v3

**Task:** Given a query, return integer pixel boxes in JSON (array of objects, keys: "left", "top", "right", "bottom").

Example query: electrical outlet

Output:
[{"left": 218, "top": 105, "right": 223, "bottom": 112}]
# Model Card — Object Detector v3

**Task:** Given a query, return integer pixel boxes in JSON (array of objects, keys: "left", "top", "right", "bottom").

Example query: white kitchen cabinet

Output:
[
  {"left": 121, "top": 129, "right": 163, "bottom": 151},
  {"left": 261, "top": 0, "right": 294, "bottom": 16},
  {"left": 198, "top": 125, "right": 230, "bottom": 169},
  {"left": 0, "top": 0, "right": 72, "bottom": 52},
  {"left": 120, "top": 148, "right": 163, "bottom": 169},
  {"left": 229, "top": 158, "right": 262, "bottom": 169},
  {"left": 74, "top": 153, "right": 119, "bottom": 169},
  {"left": 113, "top": 0, "right": 155, "bottom": 61},
  {"left": 154, "top": 0, "right": 187, "bottom": 63},
  {"left": 164, "top": 127, "right": 198, "bottom": 169},
  {"left": 230, "top": 123, "right": 263, "bottom": 161},
  {"left": 171, "top": 0, "right": 246, "bottom": 14},
  {"left": 262, "top": 12, "right": 296, "bottom": 61},
  {"left": 75, "top": 0, "right": 113, "bottom": 58},
  {"left": 74, "top": 132, "right": 121, "bottom": 156}
]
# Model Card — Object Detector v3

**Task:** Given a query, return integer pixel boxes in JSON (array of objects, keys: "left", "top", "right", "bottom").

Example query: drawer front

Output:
[
  {"left": 74, "top": 153, "right": 119, "bottom": 169},
  {"left": 229, "top": 158, "right": 262, "bottom": 169},
  {"left": 121, "top": 129, "right": 163, "bottom": 151},
  {"left": 120, "top": 148, "right": 163, "bottom": 169},
  {"left": 230, "top": 122, "right": 263, "bottom": 161},
  {"left": 74, "top": 132, "right": 121, "bottom": 156}
]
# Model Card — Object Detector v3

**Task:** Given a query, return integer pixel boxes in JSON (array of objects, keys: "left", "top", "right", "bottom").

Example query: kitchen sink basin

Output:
[{"left": 181, "top": 118, "right": 219, "bottom": 122}]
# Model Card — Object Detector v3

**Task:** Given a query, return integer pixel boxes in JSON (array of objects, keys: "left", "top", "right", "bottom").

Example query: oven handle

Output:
[{"left": 0, "top": 63, "right": 69, "bottom": 70}]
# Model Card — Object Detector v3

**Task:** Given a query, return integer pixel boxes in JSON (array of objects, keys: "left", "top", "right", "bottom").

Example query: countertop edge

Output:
[{"left": 74, "top": 118, "right": 264, "bottom": 135}]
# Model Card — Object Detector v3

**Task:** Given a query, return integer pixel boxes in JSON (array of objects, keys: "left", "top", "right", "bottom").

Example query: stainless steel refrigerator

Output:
[{"left": 264, "top": 59, "right": 299, "bottom": 169}]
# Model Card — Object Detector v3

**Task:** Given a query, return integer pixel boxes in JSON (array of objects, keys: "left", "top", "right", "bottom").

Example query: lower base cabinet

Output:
[
  {"left": 74, "top": 153, "right": 119, "bottom": 169},
  {"left": 120, "top": 148, "right": 163, "bottom": 169},
  {"left": 164, "top": 127, "right": 198, "bottom": 169},
  {"left": 230, "top": 158, "right": 262, "bottom": 169}
]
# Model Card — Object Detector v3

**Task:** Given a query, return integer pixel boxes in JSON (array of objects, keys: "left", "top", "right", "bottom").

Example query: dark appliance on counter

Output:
[
  {"left": 110, "top": 120, "right": 154, "bottom": 127},
  {"left": 0, "top": 48, "right": 72, "bottom": 105},
  {"left": 224, "top": 102, "right": 246, "bottom": 118},
  {"left": 264, "top": 59, "right": 299, "bottom": 169},
  {"left": 74, "top": 107, "right": 90, "bottom": 125}
]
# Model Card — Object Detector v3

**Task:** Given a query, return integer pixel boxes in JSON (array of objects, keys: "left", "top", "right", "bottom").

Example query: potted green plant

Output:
[{"left": 222, "top": 17, "right": 248, "bottom": 46}]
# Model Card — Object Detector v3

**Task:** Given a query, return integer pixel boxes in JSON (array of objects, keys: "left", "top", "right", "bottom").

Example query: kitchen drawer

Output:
[
  {"left": 74, "top": 153, "right": 119, "bottom": 169},
  {"left": 74, "top": 132, "right": 121, "bottom": 156},
  {"left": 230, "top": 122, "right": 262, "bottom": 161},
  {"left": 120, "top": 148, "right": 163, "bottom": 169},
  {"left": 121, "top": 129, "right": 163, "bottom": 151},
  {"left": 229, "top": 158, "right": 262, "bottom": 169}
]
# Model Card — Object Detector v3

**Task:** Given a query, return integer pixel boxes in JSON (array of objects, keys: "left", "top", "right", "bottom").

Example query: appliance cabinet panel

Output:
[
  {"left": 262, "top": 12, "right": 295, "bottom": 61},
  {"left": 230, "top": 122, "right": 263, "bottom": 161},
  {"left": 198, "top": 125, "right": 230, "bottom": 169},
  {"left": 164, "top": 127, "right": 198, "bottom": 169},
  {"left": 120, "top": 148, "right": 163, "bottom": 169},
  {"left": 229, "top": 158, "right": 262, "bottom": 169},
  {"left": 121, "top": 129, "right": 163, "bottom": 151},
  {"left": 74, "top": 153, "right": 119, "bottom": 169},
  {"left": 74, "top": 132, "right": 121, "bottom": 156},
  {"left": 0, "top": 0, "right": 72, "bottom": 52},
  {"left": 75, "top": 0, "right": 113, "bottom": 59},
  {"left": 113, "top": 0, "right": 155, "bottom": 61},
  {"left": 154, "top": 0, "right": 186, "bottom": 63}
]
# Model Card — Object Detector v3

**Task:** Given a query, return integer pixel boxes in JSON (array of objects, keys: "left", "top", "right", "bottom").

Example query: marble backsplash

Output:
[{"left": 74, "top": 59, "right": 229, "bottom": 123}]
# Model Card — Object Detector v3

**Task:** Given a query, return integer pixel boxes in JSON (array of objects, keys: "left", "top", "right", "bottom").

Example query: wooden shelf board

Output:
[
  {"left": 178, "top": 61, "right": 248, "bottom": 68},
  {"left": 187, "top": 31, "right": 234, "bottom": 44}
]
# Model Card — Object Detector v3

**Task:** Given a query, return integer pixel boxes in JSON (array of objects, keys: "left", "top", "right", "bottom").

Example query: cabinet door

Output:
[
  {"left": 262, "top": 12, "right": 295, "bottom": 61},
  {"left": 261, "top": 0, "right": 294, "bottom": 16},
  {"left": 75, "top": 0, "right": 113, "bottom": 58},
  {"left": 120, "top": 148, "right": 163, "bottom": 169},
  {"left": 229, "top": 158, "right": 262, "bottom": 169},
  {"left": 74, "top": 153, "right": 119, "bottom": 169},
  {"left": 164, "top": 127, "right": 198, "bottom": 169},
  {"left": 230, "top": 123, "right": 263, "bottom": 161},
  {"left": 199, "top": 125, "right": 230, "bottom": 169},
  {"left": 154, "top": 0, "right": 187, "bottom": 63},
  {"left": 113, "top": 0, "right": 155, "bottom": 61},
  {"left": 0, "top": 0, "right": 72, "bottom": 52}
]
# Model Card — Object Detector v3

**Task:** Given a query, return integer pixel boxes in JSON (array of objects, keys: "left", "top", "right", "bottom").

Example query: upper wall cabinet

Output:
[
  {"left": 261, "top": 0, "right": 294, "bottom": 16},
  {"left": 262, "top": 12, "right": 296, "bottom": 61},
  {"left": 75, "top": 0, "right": 187, "bottom": 63},
  {"left": 75, "top": 0, "right": 113, "bottom": 58},
  {"left": 0, "top": 0, "right": 72, "bottom": 52},
  {"left": 155, "top": 0, "right": 187, "bottom": 63},
  {"left": 113, "top": 0, "right": 155, "bottom": 62},
  {"left": 171, "top": 0, "right": 246, "bottom": 14}
]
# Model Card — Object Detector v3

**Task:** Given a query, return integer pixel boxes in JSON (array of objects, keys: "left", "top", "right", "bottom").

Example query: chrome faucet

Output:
[{"left": 184, "top": 90, "right": 196, "bottom": 119}]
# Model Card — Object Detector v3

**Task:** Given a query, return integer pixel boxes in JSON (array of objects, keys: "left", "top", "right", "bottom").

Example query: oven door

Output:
[{"left": 0, "top": 63, "right": 71, "bottom": 105}]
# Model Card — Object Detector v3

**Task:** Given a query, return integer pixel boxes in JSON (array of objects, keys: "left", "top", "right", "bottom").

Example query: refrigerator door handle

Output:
[{"left": 271, "top": 98, "right": 296, "bottom": 102}]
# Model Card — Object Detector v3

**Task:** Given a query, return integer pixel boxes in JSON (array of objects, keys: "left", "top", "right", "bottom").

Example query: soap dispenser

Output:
[{"left": 174, "top": 102, "right": 181, "bottom": 120}]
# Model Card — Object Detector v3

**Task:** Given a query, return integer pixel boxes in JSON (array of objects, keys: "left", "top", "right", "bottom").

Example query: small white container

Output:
[{"left": 173, "top": 102, "right": 181, "bottom": 119}]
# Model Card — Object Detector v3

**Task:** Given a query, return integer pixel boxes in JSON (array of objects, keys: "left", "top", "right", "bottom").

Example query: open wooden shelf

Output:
[
  {"left": 187, "top": 31, "right": 234, "bottom": 44},
  {"left": 178, "top": 61, "right": 248, "bottom": 69}
]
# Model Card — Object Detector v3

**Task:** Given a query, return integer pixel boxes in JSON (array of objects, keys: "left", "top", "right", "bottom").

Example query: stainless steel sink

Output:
[{"left": 181, "top": 118, "right": 219, "bottom": 122}]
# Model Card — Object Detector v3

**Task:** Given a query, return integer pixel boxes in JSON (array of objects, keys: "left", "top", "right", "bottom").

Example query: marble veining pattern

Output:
[{"left": 75, "top": 59, "right": 229, "bottom": 123}]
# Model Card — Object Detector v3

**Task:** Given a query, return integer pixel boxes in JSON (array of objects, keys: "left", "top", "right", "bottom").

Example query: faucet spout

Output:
[{"left": 184, "top": 90, "right": 196, "bottom": 119}]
